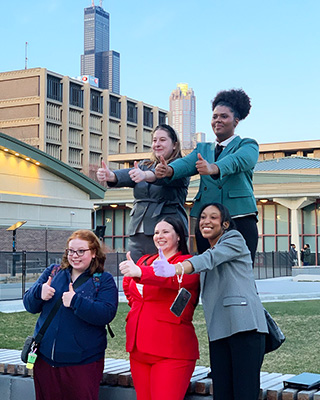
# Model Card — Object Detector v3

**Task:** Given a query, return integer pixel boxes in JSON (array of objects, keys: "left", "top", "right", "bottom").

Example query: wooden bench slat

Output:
[
  {"left": 194, "top": 377, "right": 212, "bottom": 395},
  {"left": 266, "top": 374, "right": 296, "bottom": 400},
  {"left": 117, "top": 371, "right": 133, "bottom": 387},
  {"left": 312, "top": 391, "right": 320, "bottom": 400},
  {"left": 282, "top": 388, "right": 299, "bottom": 400},
  {"left": 297, "top": 390, "right": 318, "bottom": 400}
]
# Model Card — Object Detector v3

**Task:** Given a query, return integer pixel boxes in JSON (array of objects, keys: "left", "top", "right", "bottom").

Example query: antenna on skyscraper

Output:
[
  {"left": 99, "top": 0, "right": 103, "bottom": 7},
  {"left": 91, "top": 0, "right": 94, "bottom": 6},
  {"left": 25, "top": 42, "right": 28, "bottom": 70}
]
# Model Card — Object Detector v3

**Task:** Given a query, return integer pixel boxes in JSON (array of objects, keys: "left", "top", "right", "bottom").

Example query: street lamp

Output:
[{"left": 7, "top": 221, "right": 27, "bottom": 276}]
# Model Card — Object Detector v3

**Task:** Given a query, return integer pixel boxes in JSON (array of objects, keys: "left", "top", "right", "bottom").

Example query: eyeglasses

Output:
[{"left": 66, "top": 249, "right": 91, "bottom": 257}]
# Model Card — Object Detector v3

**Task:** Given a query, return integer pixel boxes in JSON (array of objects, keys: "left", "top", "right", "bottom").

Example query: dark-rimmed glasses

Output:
[{"left": 66, "top": 249, "right": 91, "bottom": 257}]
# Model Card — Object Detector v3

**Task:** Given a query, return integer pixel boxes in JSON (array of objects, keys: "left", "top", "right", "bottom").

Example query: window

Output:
[
  {"left": 110, "top": 95, "right": 121, "bottom": 118},
  {"left": 159, "top": 111, "right": 167, "bottom": 125},
  {"left": 127, "top": 101, "right": 137, "bottom": 123},
  {"left": 143, "top": 107, "right": 153, "bottom": 128},
  {"left": 47, "top": 75, "right": 62, "bottom": 101},
  {"left": 70, "top": 83, "right": 83, "bottom": 108},
  {"left": 90, "top": 90, "right": 103, "bottom": 113}
]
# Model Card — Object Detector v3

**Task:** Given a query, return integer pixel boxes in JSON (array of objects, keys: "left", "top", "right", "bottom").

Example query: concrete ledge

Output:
[
  {"left": 293, "top": 274, "right": 320, "bottom": 282},
  {"left": 292, "top": 266, "right": 320, "bottom": 276}
]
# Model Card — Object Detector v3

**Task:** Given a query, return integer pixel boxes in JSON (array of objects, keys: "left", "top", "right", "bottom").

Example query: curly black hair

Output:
[{"left": 211, "top": 89, "right": 251, "bottom": 121}]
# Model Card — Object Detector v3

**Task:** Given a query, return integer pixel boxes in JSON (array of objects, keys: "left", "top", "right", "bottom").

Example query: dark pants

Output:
[
  {"left": 195, "top": 215, "right": 258, "bottom": 266},
  {"left": 34, "top": 356, "right": 104, "bottom": 400},
  {"left": 209, "top": 331, "right": 265, "bottom": 400},
  {"left": 128, "top": 233, "right": 157, "bottom": 263}
]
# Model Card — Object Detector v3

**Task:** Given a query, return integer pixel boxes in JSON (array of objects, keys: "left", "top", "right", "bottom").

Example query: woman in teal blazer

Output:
[{"left": 155, "top": 89, "right": 259, "bottom": 263}]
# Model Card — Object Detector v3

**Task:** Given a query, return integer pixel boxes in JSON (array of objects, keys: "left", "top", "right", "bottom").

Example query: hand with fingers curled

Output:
[
  {"left": 129, "top": 161, "right": 146, "bottom": 183},
  {"left": 41, "top": 276, "right": 56, "bottom": 301},
  {"left": 119, "top": 252, "right": 142, "bottom": 277},
  {"left": 155, "top": 156, "right": 173, "bottom": 178},
  {"left": 195, "top": 153, "right": 219, "bottom": 175},
  {"left": 153, "top": 248, "right": 176, "bottom": 277},
  {"left": 96, "top": 160, "right": 116, "bottom": 182},
  {"left": 62, "top": 283, "right": 75, "bottom": 308}
]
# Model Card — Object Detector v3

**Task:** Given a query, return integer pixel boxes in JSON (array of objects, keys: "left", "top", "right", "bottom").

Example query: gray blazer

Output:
[
  {"left": 108, "top": 161, "right": 189, "bottom": 236},
  {"left": 190, "top": 230, "right": 268, "bottom": 341}
]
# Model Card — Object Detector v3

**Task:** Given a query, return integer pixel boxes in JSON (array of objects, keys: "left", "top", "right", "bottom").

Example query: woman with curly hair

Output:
[
  {"left": 155, "top": 89, "right": 259, "bottom": 263},
  {"left": 23, "top": 230, "right": 118, "bottom": 400}
]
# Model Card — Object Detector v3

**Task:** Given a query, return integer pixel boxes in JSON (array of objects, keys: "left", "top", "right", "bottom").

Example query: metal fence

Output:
[
  {"left": 0, "top": 250, "right": 293, "bottom": 301},
  {"left": 253, "top": 251, "right": 292, "bottom": 280}
]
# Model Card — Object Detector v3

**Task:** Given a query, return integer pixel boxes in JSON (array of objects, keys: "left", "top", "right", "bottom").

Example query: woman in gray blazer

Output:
[
  {"left": 153, "top": 202, "right": 268, "bottom": 400},
  {"left": 96, "top": 125, "right": 189, "bottom": 262}
]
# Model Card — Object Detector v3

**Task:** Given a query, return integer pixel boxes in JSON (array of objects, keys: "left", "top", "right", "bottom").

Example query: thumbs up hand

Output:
[
  {"left": 41, "top": 276, "right": 56, "bottom": 301},
  {"left": 129, "top": 161, "right": 146, "bottom": 183},
  {"left": 155, "top": 156, "right": 173, "bottom": 178},
  {"left": 96, "top": 160, "right": 116, "bottom": 182},
  {"left": 153, "top": 248, "right": 176, "bottom": 277},
  {"left": 62, "top": 283, "right": 75, "bottom": 308},
  {"left": 119, "top": 251, "right": 142, "bottom": 277},
  {"left": 195, "top": 153, "right": 217, "bottom": 175}
]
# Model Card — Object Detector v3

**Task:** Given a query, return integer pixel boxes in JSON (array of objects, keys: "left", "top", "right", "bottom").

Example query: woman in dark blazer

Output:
[
  {"left": 154, "top": 203, "right": 268, "bottom": 400},
  {"left": 97, "top": 124, "right": 189, "bottom": 262},
  {"left": 119, "top": 216, "right": 200, "bottom": 400}
]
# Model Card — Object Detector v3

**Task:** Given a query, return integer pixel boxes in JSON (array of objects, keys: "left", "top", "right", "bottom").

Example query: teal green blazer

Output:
[{"left": 169, "top": 136, "right": 259, "bottom": 218}]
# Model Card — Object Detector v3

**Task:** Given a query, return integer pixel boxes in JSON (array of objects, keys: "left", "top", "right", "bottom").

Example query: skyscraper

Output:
[
  {"left": 170, "top": 83, "right": 196, "bottom": 149},
  {"left": 81, "top": 3, "right": 120, "bottom": 94}
]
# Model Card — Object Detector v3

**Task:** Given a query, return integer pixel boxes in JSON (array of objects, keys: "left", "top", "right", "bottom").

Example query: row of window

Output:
[
  {"left": 96, "top": 202, "right": 320, "bottom": 264},
  {"left": 48, "top": 76, "right": 166, "bottom": 127}
]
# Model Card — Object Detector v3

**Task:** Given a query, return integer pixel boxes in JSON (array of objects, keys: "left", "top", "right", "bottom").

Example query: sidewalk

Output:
[{"left": 1, "top": 275, "right": 320, "bottom": 313}]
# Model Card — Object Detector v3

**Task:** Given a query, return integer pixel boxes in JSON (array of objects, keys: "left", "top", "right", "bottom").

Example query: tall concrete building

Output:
[
  {"left": 170, "top": 83, "right": 196, "bottom": 149},
  {"left": 0, "top": 68, "right": 169, "bottom": 180},
  {"left": 81, "top": 3, "right": 120, "bottom": 94}
]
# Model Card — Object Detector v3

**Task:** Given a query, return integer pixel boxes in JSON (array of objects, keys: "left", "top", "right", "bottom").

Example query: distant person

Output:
[
  {"left": 301, "top": 244, "right": 311, "bottom": 266},
  {"left": 289, "top": 243, "right": 298, "bottom": 266},
  {"left": 154, "top": 89, "right": 259, "bottom": 264},
  {"left": 96, "top": 124, "right": 189, "bottom": 263},
  {"left": 23, "top": 230, "right": 118, "bottom": 400},
  {"left": 119, "top": 216, "right": 200, "bottom": 400},
  {"left": 153, "top": 203, "right": 267, "bottom": 400}
]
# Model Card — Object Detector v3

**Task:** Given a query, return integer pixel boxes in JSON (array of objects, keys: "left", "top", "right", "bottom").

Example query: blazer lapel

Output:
[{"left": 218, "top": 136, "right": 241, "bottom": 159}]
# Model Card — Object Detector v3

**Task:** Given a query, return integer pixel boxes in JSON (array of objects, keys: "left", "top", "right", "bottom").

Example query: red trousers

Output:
[
  {"left": 33, "top": 356, "right": 104, "bottom": 400},
  {"left": 130, "top": 348, "right": 196, "bottom": 400}
]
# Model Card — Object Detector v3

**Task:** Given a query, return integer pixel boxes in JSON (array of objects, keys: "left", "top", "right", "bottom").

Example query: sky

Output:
[{"left": 2, "top": 0, "right": 320, "bottom": 144}]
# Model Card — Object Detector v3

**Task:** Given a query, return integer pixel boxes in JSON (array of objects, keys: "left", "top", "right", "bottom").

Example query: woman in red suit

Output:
[{"left": 119, "top": 216, "right": 200, "bottom": 400}]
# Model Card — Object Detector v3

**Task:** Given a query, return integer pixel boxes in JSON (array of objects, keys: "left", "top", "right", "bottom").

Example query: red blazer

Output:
[{"left": 123, "top": 252, "right": 200, "bottom": 360}]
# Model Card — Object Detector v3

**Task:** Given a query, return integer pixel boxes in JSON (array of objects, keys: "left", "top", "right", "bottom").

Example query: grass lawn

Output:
[{"left": 1, "top": 300, "right": 319, "bottom": 375}]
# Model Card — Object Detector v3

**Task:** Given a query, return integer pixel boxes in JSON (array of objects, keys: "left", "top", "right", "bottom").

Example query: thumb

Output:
[
  {"left": 69, "top": 282, "right": 74, "bottom": 292},
  {"left": 158, "top": 248, "right": 166, "bottom": 260},
  {"left": 197, "top": 153, "right": 204, "bottom": 160},
  {"left": 126, "top": 251, "right": 133, "bottom": 262},
  {"left": 101, "top": 159, "right": 107, "bottom": 169},
  {"left": 133, "top": 161, "right": 139, "bottom": 169},
  {"left": 46, "top": 276, "right": 52, "bottom": 286},
  {"left": 160, "top": 155, "right": 167, "bottom": 165}
]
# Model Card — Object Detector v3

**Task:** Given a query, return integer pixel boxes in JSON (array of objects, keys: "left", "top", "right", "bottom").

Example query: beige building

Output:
[
  {"left": 0, "top": 132, "right": 105, "bottom": 252},
  {"left": 0, "top": 68, "right": 170, "bottom": 180}
]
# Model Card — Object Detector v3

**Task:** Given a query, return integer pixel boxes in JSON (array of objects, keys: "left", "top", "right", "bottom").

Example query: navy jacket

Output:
[{"left": 23, "top": 264, "right": 118, "bottom": 367}]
